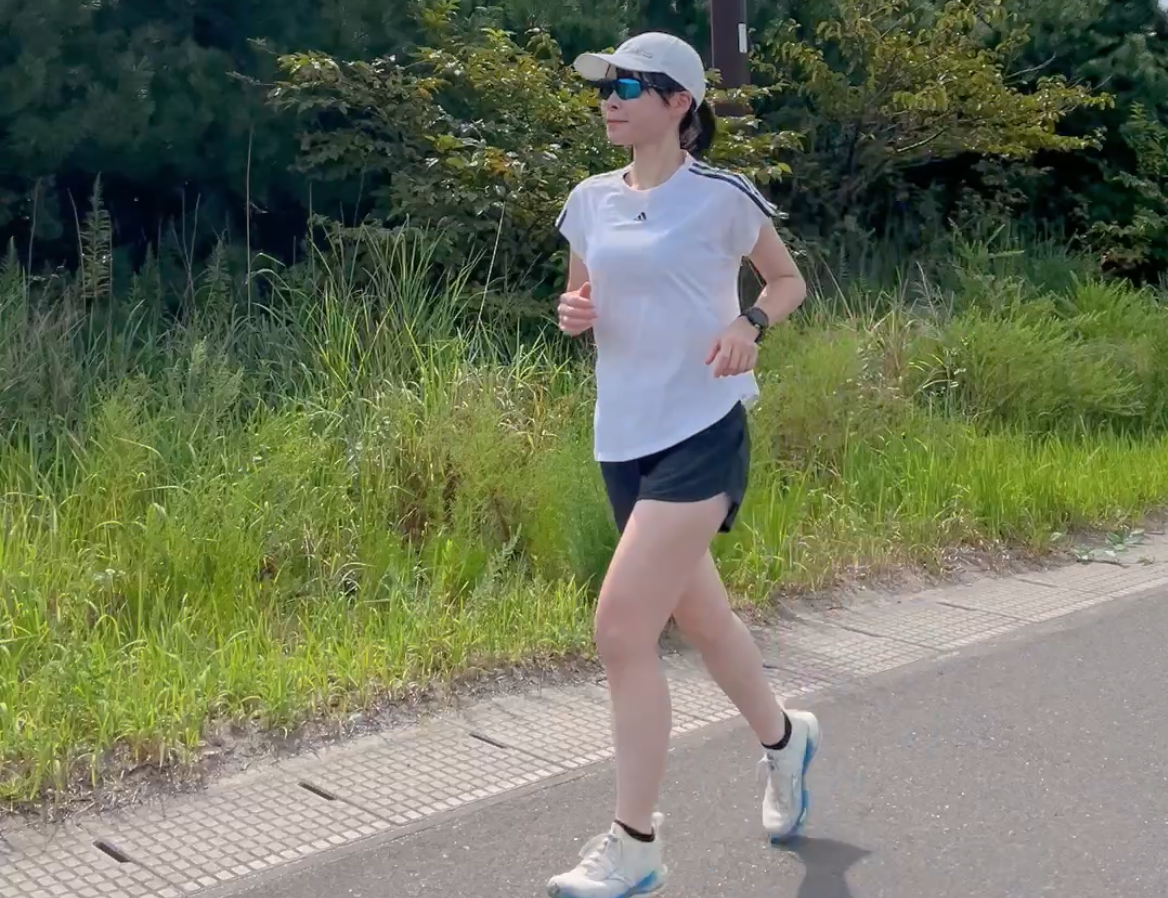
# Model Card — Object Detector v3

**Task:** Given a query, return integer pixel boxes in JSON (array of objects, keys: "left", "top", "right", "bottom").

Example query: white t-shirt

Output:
[{"left": 556, "top": 153, "right": 778, "bottom": 463}]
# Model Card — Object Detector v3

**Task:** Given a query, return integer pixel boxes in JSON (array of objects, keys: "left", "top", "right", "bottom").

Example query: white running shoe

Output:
[
  {"left": 547, "top": 812, "right": 667, "bottom": 898},
  {"left": 760, "top": 709, "right": 821, "bottom": 844}
]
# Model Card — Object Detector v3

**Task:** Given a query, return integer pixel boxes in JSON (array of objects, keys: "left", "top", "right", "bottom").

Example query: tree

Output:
[
  {"left": 1003, "top": 0, "right": 1168, "bottom": 247},
  {"left": 751, "top": 0, "right": 1109, "bottom": 236},
  {"left": 0, "top": 0, "right": 421, "bottom": 267},
  {"left": 269, "top": 1, "right": 794, "bottom": 302}
]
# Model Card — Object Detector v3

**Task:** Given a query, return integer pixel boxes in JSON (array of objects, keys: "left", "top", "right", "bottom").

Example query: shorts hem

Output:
[{"left": 635, "top": 490, "right": 744, "bottom": 534}]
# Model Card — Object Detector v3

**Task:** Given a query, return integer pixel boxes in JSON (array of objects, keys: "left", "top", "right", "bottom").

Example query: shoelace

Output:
[
  {"left": 758, "top": 756, "right": 798, "bottom": 811},
  {"left": 576, "top": 830, "right": 624, "bottom": 881}
]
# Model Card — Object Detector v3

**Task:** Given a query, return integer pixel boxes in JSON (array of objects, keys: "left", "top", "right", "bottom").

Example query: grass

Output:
[{"left": 4, "top": 225, "right": 1168, "bottom": 809}]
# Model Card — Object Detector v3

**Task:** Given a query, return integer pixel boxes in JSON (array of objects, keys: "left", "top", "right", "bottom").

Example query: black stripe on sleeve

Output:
[{"left": 689, "top": 163, "right": 778, "bottom": 218}]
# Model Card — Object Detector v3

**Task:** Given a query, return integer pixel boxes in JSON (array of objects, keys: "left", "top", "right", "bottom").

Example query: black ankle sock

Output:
[
  {"left": 616, "top": 820, "right": 656, "bottom": 843},
  {"left": 763, "top": 712, "right": 793, "bottom": 752}
]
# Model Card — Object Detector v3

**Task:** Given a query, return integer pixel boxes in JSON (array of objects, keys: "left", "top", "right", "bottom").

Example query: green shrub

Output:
[
  {"left": 752, "top": 0, "right": 1109, "bottom": 238},
  {"left": 1087, "top": 104, "right": 1168, "bottom": 280}
]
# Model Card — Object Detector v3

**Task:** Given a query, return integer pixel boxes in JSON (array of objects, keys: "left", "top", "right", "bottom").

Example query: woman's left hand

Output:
[{"left": 705, "top": 316, "right": 760, "bottom": 378}]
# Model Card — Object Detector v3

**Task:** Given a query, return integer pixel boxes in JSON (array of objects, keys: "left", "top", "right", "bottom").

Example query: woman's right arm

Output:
[
  {"left": 557, "top": 252, "right": 596, "bottom": 337},
  {"left": 566, "top": 251, "right": 590, "bottom": 293}
]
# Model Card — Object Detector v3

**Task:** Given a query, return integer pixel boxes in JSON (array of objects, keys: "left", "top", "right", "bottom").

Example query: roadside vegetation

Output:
[
  {"left": 5, "top": 226, "right": 1168, "bottom": 806},
  {"left": 5, "top": 0, "right": 1168, "bottom": 808}
]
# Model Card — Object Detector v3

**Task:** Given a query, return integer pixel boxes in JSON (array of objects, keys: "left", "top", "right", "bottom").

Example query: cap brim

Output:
[
  {"left": 573, "top": 50, "right": 706, "bottom": 105},
  {"left": 574, "top": 51, "right": 647, "bottom": 82}
]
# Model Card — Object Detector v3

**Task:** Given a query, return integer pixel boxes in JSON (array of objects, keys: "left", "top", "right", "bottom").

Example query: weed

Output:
[{"left": 4, "top": 228, "right": 1168, "bottom": 807}]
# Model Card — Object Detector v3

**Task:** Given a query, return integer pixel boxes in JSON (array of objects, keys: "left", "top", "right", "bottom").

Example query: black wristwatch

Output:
[{"left": 739, "top": 306, "right": 770, "bottom": 343}]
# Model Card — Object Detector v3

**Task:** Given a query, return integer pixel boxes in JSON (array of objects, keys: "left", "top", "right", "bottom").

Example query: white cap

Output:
[{"left": 574, "top": 32, "right": 708, "bottom": 106}]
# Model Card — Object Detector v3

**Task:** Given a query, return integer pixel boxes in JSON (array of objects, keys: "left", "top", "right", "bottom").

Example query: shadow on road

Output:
[{"left": 779, "top": 837, "right": 871, "bottom": 898}]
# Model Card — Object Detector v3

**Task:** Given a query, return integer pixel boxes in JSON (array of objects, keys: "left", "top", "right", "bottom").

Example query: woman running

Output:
[{"left": 548, "top": 30, "right": 820, "bottom": 898}]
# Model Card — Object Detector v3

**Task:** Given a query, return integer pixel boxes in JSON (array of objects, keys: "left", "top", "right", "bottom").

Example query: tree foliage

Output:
[
  {"left": 3, "top": 0, "right": 1168, "bottom": 288},
  {"left": 1006, "top": 0, "right": 1168, "bottom": 265},
  {"left": 752, "top": 0, "right": 1110, "bottom": 234},
  {"left": 269, "top": 2, "right": 796, "bottom": 294},
  {"left": 0, "top": 0, "right": 419, "bottom": 260},
  {"left": 1088, "top": 105, "right": 1168, "bottom": 277}
]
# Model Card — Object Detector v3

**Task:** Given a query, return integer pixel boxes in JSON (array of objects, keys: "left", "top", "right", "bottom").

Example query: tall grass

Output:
[{"left": 4, "top": 226, "right": 1168, "bottom": 808}]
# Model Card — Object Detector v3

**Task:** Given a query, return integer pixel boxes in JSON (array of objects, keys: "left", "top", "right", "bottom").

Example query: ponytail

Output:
[{"left": 681, "top": 100, "right": 717, "bottom": 157}]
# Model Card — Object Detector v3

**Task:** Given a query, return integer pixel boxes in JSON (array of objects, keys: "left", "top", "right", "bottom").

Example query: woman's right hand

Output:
[{"left": 557, "top": 281, "right": 597, "bottom": 337}]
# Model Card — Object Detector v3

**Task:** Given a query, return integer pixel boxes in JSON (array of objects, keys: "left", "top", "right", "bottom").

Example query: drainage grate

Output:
[
  {"left": 467, "top": 731, "right": 513, "bottom": 751},
  {"left": 94, "top": 838, "right": 134, "bottom": 864},
  {"left": 298, "top": 781, "right": 339, "bottom": 802}
]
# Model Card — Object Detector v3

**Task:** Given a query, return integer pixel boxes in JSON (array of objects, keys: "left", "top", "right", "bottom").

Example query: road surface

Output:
[{"left": 218, "top": 590, "right": 1168, "bottom": 898}]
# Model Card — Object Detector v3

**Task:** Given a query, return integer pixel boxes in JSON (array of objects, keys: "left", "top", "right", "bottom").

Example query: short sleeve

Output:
[
  {"left": 556, "top": 181, "right": 592, "bottom": 259},
  {"left": 725, "top": 175, "right": 779, "bottom": 258}
]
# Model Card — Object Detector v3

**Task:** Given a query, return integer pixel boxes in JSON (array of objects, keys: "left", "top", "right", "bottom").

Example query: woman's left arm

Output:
[
  {"left": 746, "top": 222, "right": 808, "bottom": 327},
  {"left": 706, "top": 222, "right": 808, "bottom": 378}
]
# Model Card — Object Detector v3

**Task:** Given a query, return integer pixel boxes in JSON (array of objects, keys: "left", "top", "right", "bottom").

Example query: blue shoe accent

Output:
[{"left": 550, "top": 869, "right": 662, "bottom": 898}]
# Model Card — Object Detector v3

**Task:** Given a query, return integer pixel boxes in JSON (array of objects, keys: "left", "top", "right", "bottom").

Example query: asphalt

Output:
[{"left": 221, "top": 590, "right": 1168, "bottom": 898}]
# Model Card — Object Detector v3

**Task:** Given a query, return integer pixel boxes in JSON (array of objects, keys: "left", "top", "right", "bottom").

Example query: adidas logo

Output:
[{"left": 635, "top": 211, "right": 647, "bottom": 222}]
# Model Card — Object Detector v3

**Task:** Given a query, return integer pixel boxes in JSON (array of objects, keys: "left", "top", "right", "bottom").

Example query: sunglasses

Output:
[{"left": 595, "top": 77, "right": 650, "bottom": 101}]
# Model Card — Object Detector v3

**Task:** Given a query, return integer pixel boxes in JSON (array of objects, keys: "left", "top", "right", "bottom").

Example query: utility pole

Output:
[
  {"left": 709, "top": 0, "right": 753, "bottom": 300},
  {"left": 708, "top": 0, "right": 750, "bottom": 102}
]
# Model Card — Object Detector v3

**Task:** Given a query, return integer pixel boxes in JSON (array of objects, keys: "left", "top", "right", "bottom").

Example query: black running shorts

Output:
[{"left": 599, "top": 401, "right": 751, "bottom": 535}]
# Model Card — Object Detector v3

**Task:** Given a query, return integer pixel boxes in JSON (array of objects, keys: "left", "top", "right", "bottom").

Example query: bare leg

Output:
[
  {"left": 672, "top": 551, "right": 787, "bottom": 746},
  {"left": 672, "top": 551, "right": 821, "bottom": 844},
  {"left": 594, "top": 496, "right": 729, "bottom": 835}
]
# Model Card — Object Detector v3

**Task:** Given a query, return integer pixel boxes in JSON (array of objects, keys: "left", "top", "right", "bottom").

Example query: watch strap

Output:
[{"left": 740, "top": 306, "right": 769, "bottom": 342}]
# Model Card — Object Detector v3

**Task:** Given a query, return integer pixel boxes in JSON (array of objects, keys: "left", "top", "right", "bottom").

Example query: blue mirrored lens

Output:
[
  {"left": 614, "top": 78, "right": 643, "bottom": 100},
  {"left": 597, "top": 78, "right": 644, "bottom": 101}
]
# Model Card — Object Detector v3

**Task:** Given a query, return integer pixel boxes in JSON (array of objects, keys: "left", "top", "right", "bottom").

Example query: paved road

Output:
[{"left": 221, "top": 591, "right": 1168, "bottom": 898}]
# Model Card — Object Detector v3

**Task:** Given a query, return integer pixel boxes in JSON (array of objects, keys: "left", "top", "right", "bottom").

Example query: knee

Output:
[{"left": 594, "top": 596, "right": 658, "bottom": 668}]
